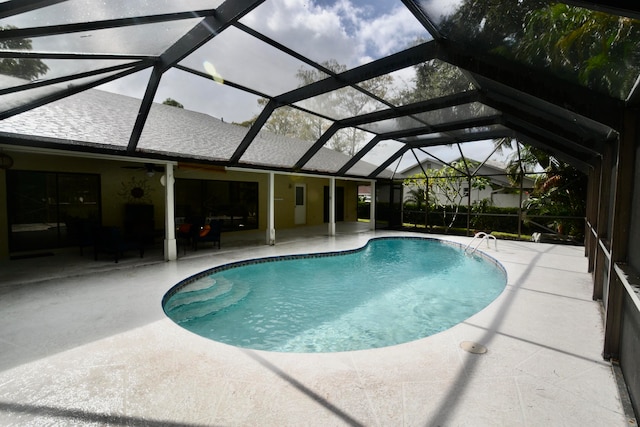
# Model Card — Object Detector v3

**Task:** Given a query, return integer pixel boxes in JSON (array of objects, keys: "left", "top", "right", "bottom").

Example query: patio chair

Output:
[
  {"left": 93, "top": 226, "right": 144, "bottom": 263},
  {"left": 176, "top": 222, "right": 195, "bottom": 255},
  {"left": 193, "top": 219, "right": 222, "bottom": 250},
  {"left": 66, "top": 217, "right": 98, "bottom": 256}
]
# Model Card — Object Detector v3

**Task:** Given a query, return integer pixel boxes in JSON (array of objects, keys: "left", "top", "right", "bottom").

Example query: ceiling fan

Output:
[{"left": 122, "top": 163, "right": 165, "bottom": 177}]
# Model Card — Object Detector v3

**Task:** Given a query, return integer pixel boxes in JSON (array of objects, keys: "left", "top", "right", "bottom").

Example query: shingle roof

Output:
[{"left": 0, "top": 88, "right": 392, "bottom": 179}]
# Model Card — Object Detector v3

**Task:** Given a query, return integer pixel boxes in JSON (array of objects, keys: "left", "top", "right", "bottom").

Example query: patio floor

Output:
[{"left": 0, "top": 223, "right": 635, "bottom": 426}]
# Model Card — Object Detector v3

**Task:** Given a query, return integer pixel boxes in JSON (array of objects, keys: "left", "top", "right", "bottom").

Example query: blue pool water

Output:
[{"left": 163, "top": 237, "right": 507, "bottom": 353}]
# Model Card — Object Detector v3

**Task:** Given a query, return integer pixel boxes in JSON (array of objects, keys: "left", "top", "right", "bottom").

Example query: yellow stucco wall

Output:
[
  {"left": 271, "top": 175, "right": 359, "bottom": 228},
  {"left": 0, "top": 149, "right": 362, "bottom": 259},
  {"left": 344, "top": 183, "right": 358, "bottom": 222}
]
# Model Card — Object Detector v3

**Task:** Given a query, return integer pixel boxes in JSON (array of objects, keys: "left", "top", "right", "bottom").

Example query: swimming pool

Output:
[{"left": 163, "top": 237, "right": 507, "bottom": 353}]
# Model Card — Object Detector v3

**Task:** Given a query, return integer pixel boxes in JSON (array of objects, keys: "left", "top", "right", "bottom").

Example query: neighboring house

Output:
[
  {"left": 358, "top": 185, "right": 372, "bottom": 202},
  {"left": 0, "top": 89, "right": 388, "bottom": 260},
  {"left": 400, "top": 158, "right": 535, "bottom": 208}
]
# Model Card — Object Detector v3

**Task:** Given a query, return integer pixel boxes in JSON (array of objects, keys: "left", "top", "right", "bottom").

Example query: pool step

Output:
[
  {"left": 166, "top": 276, "right": 250, "bottom": 322},
  {"left": 164, "top": 276, "right": 233, "bottom": 312}
]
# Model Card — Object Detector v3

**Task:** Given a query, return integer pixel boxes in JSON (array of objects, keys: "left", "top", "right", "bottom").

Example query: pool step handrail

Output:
[{"left": 464, "top": 232, "right": 497, "bottom": 254}]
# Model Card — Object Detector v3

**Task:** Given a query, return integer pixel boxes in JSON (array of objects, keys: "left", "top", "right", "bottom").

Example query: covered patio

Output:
[{"left": 0, "top": 225, "right": 634, "bottom": 425}]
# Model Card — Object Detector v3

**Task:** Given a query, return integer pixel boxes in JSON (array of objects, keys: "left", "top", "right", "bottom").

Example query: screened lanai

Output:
[
  {"left": 1, "top": 0, "right": 640, "bottom": 420},
  {"left": 0, "top": 0, "right": 635, "bottom": 175}
]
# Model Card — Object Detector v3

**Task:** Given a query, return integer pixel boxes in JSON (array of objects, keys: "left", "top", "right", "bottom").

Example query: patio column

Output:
[
  {"left": 369, "top": 179, "right": 376, "bottom": 230},
  {"left": 266, "top": 172, "right": 275, "bottom": 245},
  {"left": 593, "top": 142, "right": 614, "bottom": 300},
  {"left": 603, "top": 109, "right": 636, "bottom": 360},
  {"left": 328, "top": 177, "right": 336, "bottom": 236},
  {"left": 163, "top": 163, "right": 177, "bottom": 261},
  {"left": 585, "top": 158, "right": 601, "bottom": 272}
]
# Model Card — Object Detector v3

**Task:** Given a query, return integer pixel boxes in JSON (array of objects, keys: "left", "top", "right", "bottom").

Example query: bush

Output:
[
  {"left": 402, "top": 205, "right": 539, "bottom": 235},
  {"left": 357, "top": 201, "right": 370, "bottom": 219}
]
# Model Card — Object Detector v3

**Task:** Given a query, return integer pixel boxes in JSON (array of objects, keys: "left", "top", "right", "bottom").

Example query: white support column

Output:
[
  {"left": 328, "top": 176, "right": 336, "bottom": 236},
  {"left": 266, "top": 172, "right": 276, "bottom": 245},
  {"left": 369, "top": 179, "right": 376, "bottom": 230},
  {"left": 163, "top": 163, "right": 177, "bottom": 261}
]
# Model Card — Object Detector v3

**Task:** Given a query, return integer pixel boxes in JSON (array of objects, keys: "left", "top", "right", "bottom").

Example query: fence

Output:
[{"left": 401, "top": 207, "right": 584, "bottom": 239}]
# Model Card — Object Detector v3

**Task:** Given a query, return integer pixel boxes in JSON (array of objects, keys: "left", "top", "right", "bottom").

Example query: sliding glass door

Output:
[{"left": 7, "top": 170, "right": 101, "bottom": 252}]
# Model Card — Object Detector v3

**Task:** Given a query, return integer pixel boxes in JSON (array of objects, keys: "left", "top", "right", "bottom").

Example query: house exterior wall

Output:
[
  {"left": 344, "top": 184, "right": 358, "bottom": 222},
  {"left": 271, "top": 175, "right": 358, "bottom": 228},
  {"left": 0, "top": 149, "right": 360, "bottom": 259},
  {"left": 404, "top": 177, "right": 520, "bottom": 207},
  {"left": 102, "top": 168, "right": 166, "bottom": 228},
  {"left": 5, "top": 150, "right": 167, "bottom": 230},
  {"left": 173, "top": 167, "right": 269, "bottom": 231},
  {"left": 492, "top": 193, "right": 525, "bottom": 208},
  {"left": 402, "top": 163, "right": 531, "bottom": 208}
]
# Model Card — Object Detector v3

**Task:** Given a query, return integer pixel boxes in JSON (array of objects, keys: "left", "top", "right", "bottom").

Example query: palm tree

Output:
[{"left": 494, "top": 137, "right": 586, "bottom": 236}]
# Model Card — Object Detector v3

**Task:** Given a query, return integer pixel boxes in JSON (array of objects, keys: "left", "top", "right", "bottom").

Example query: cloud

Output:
[
  {"left": 99, "top": 0, "right": 434, "bottom": 126},
  {"left": 240, "top": 0, "right": 427, "bottom": 68},
  {"left": 241, "top": 0, "right": 357, "bottom": 67},
  {"left": 14, "top": 0, "right": 455, "bottom": 154},
  {"left": 416, "top": 0, "right": 463, "bottom": 24},
  {"left": 358, "top": 5, "right": 430, "bottom": 60}
]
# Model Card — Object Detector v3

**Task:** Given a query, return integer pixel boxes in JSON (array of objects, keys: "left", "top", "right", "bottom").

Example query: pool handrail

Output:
[{"left": 464, "top": 232, "right": 497, "bottom": 254}]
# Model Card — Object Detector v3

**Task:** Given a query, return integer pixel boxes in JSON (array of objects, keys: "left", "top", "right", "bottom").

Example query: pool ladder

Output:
[{"left": 464, "top": 232, "right": 497, "bottom": 254}]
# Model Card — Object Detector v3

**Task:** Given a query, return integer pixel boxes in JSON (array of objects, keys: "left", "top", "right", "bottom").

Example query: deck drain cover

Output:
[{"left": 460, "top": 341, "right": 487, "bottom": 354}]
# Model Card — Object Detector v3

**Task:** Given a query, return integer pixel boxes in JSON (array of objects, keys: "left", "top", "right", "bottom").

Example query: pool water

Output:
[{"left": 163, "top": 237, "right": 506, "bottom": 353}]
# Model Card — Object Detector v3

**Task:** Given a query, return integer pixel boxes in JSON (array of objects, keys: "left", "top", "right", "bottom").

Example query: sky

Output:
[
  {"left": 3, "top": 0, "right": 515, "bottom": 169},
  {"left": 98, "top": 0, "right": 431, "bottom": 124}
]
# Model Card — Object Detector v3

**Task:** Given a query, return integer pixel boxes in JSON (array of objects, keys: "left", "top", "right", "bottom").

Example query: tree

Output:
[
  {"left": 397, "top": 58, "right": 473, "bottom": 104},
  {"left": 438, "top": 1, "right": 640, "bottom": 98},
  {"left": 494, "top": 137, "right": 586, "bottom": 236},
  {"left": 404, "top": 159, "right": 490, "bottom": 231},
  {"left": 296, "top": 60, "right": 392, "bottom": 156},
  {"left": 257, "top": 99, "right": 323, "bottom": 142},
  {"left": 405, "top": 187, "right": 427, "bottom": 211},
  {"left": 524, "top": 157, "right": 587, "bottom": 236},
  {"left": 492, "top": 137, "right": 545, "bottom": 186},
  {"left": 162, "top": 98, "right": 184, "bottom": 108},
  {"left": 514, "top": 4, "right": 640, "bottom": 98},
  {"left": 0, "top": 25, "right": 49, "bottom": 80},
  {"left": 439, "top": 0, "right": 548, "bottom": 52},
  {"left": 254, "top": 59, "right": 393, "bottom": 156},
  {"left": 234, "top": 118, "right": 255, "bottom": 128}
]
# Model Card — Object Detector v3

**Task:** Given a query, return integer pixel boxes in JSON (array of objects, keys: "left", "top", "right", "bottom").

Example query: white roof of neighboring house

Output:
[{"left": 401, "top": 157, "right": 536, "bottom": 188}]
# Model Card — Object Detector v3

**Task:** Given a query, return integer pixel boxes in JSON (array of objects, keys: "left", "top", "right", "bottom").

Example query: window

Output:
[
  {"left": 7, "top": 170, "right": 101, "bottom": 252},
  {"left": 175, "top": 179, "right": 258, "bottom": 231},
  {"left": 295, "top": 186, "right": 304, "bottom": 206}
]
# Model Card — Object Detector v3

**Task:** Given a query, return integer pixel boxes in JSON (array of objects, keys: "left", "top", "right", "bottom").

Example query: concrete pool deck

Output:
[{"left": 0, "top": 224, "right": 635, "bottom": 426}]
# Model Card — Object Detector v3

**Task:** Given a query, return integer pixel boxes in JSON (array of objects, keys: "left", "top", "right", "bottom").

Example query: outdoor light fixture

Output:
[{"left": 0, "top": 152, "right": 13, "bottom": 170}]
